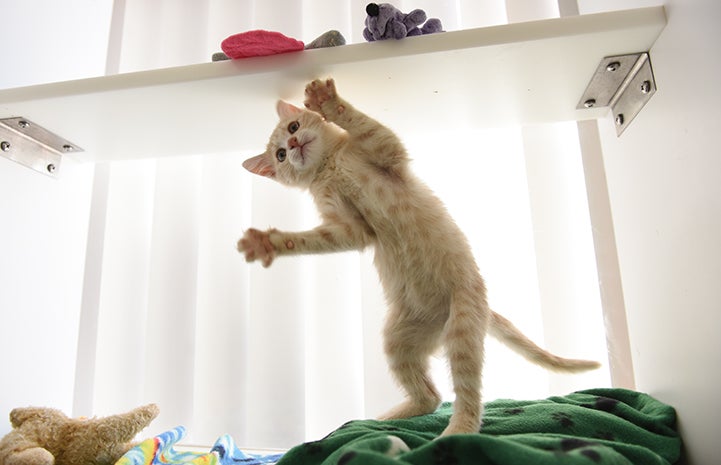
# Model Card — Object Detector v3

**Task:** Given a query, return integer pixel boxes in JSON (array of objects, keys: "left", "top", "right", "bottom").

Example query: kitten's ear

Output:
[
  {"left": 243, "top": 153, "right": 275, "bottom": 178},
  {"left": 276, "top": 100, "right": 303, "bottom": 120}
]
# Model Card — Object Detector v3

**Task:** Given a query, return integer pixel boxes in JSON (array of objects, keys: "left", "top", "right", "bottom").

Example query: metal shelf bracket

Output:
[
  {"left": 0, "top": 117, "right": 83, "bottom": 178},
  {"left": 577, "top": 52, "right": 657, "bottom": 136}
]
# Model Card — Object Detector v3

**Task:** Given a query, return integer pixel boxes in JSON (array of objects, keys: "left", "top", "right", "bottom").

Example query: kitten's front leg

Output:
[
  {"left": 305, "top": 79, "right": 403, "bottom": 168},
  {"left": 304, "top": 79, "right": 377, "bottom": 136},
  {"left": 237, "top": 227, "right": 314, "bottom": 267},
  {"left": 239, "top": 223, "right": 371, "bottom": 266}
]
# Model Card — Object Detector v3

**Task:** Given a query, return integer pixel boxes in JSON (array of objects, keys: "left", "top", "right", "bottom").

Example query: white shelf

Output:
[{"left": 0, "top": 7, "right": 666, "bottom": 162}]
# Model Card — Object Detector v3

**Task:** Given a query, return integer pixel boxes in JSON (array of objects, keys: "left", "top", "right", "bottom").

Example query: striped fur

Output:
[{"left": 239, "top": 79, "right": 599, "bottom": 436}]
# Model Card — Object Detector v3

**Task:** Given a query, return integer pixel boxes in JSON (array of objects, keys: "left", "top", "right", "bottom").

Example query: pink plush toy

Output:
[{"left": 221, "top": 30, "right": 305, "bottom": 59}]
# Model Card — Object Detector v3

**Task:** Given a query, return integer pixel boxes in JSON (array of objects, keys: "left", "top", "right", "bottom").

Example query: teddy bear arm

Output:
[
  {"left": 55, "top": 409, "right": 155, "bottom": 465},
  {"left": 86, "top": 404, "right": 159, "bottom": 444},
  {"left": 58, "top": 419, "right": 145, "bottom": 465}
]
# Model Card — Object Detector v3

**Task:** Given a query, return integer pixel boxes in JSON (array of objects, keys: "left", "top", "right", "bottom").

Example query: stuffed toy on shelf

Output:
[
  {"left": 213, "top": 30, "right": 346, "bottom": 61},
  {"left": 363, "top": 2, "right": 443, "bottom": 41}
]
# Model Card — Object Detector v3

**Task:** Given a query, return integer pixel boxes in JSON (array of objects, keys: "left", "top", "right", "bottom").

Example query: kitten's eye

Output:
[
  {"left": 276, "top": 148, "right": 287, "bottom": 162},
  {"left": 288, "top": 121, "right": 300, "bottom": 134}
]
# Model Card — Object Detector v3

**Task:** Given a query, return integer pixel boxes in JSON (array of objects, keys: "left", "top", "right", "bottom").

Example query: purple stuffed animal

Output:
[{"left": 362, "top": 3, "right": 443, "bottom": 41}]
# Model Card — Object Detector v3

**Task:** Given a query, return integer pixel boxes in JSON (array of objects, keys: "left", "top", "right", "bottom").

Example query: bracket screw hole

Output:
[
  {"left": 615, "top": 114, "right": 625, "bottom": 126},
  {"left": 18, "top": 120, "right": 30, "bottom": 129},
  {"left": 640, "top": 80, "right": 652, "bottom": 94},
  {"left": 62, "top": 144, "right": 74, "bottom": 152},
  {"left": 606, "top": 61, "right": 621, "bottom": 72},
  {"left": 0, "top": 141, "right": 10, "bottom": 152},
  {"left": 47, "top": 164, "right": 56, "bottom": 174},
  {"left": 584, "top": 99, "right": 596, "bottom": 108}
]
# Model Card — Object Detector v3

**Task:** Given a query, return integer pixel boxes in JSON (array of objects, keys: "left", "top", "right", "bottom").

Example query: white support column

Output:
[
  {"left": 559, "top": 0, "right": 635, "bottom": 389},
  {"left": 506, "top": 0, "right": 629, "bottom": 391},
  {"left": 576, "top": 120, "right": 635, "bottom": 389}
]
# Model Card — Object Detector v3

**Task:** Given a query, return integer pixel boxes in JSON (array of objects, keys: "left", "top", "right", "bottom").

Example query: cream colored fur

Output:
[{"left": 239, "top": 78, "right": 599, "bottom": 436}]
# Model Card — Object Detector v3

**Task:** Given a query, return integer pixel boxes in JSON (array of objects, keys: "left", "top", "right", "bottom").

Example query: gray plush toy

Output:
[{"left": 362, "top": 2, "right": 443, "bottom": 41}]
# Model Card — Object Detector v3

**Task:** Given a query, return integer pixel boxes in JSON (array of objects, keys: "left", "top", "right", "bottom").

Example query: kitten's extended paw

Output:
[
  {"left": 238, "top": 228, "right": 276, "bottom": 267},
  {"left": 304, "top": 78, "right": 339, "bottom": 114}
]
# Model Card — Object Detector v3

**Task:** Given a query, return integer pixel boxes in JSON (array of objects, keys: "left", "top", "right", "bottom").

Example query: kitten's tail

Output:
[{"left": 488, "top": 310, "right": 601, "bottom": 372}]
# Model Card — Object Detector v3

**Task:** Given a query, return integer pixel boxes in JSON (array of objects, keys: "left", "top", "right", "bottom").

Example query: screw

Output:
[
  {"left": 0, "top": 141, "right": 10, "bottom": 152},
  {"left": 640, "top": 80, "right": 652, "bottom": 93},
  {"left": 584, "top": 99, "right": 596, "bottom": 108},
  {"left": 615, "top": 114, "right": 625, "bottom": 126},
  {"left": 47, "top": 164, "right": 56, "bottom": 174},
  {"left": 62, "top": 144, "right": 74, "bottom": 152},
  {"left": 18, "top": 120, "right": 29, "bottom": 129},
  {"left": 606, "top": 61, "right": 621, "bottom": 72}
]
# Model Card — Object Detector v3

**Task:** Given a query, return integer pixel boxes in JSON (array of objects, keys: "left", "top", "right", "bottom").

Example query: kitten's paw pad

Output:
[
  {"left": 238, "top": 228, "right": 276, "bottom": 267},
  {"left": 304, "top": 78, "right": 338, "bottom": 113}
]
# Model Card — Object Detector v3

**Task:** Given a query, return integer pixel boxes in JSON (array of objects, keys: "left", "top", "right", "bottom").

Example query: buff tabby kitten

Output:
[{"left": 239, "top": 78, "right": 600, "bottom": 436}]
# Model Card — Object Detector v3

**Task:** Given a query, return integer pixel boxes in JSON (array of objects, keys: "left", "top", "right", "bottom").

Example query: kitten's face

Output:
[{"left": 243, "top": 101, "right": 332, "bottom": 188}]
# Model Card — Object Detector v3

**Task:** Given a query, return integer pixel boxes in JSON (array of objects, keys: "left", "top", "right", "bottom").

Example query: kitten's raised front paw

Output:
[
  {"left": 238, "top": 228, "right": 276, "bottom": 267},
  {"left": 304, "top": 78, "right": 339, "bottom": 114}
]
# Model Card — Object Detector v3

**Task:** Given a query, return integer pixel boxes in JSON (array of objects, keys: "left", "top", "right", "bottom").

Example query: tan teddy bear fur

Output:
[{"left": 0, "top": 403, "right": 159, "bottom": 465}]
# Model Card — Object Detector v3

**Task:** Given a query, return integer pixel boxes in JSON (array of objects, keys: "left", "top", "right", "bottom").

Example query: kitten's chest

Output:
[
  {"left": 329, "top": 158, "right": 429, "bottom": 243},
  {"left": 342, "top": 159, "right": 406, "bottom": 210}
]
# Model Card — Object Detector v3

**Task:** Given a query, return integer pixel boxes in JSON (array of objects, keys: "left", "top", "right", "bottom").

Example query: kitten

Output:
[{"left": 238, "top": 78, "right": 600, "bottom": 436}]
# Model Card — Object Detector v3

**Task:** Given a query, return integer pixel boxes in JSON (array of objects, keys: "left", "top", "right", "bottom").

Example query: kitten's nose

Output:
[{"left": 288, "top": 137, "right": 301, "bottom": 149}]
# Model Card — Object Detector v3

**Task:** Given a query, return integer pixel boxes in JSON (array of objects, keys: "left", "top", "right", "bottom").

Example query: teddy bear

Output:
[
  {"left": 362, "top": 3, "right": 443, "bottom": 41},
  {"left": 0, "top": 403, "right": 159, "bottom": 465}
]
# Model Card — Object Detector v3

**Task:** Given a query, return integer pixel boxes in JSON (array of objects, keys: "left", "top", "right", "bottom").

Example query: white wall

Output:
[
  {"left": 580, "top": 0, "right": 721, "bottom": 463},
  {"left": 0, "top": 0, "right": 112, "bottom": 435}
]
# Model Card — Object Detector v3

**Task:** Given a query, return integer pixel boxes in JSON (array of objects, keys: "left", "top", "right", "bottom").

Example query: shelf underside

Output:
[{"left": 0, "top": 7, "right": 666, "bottom": 162}]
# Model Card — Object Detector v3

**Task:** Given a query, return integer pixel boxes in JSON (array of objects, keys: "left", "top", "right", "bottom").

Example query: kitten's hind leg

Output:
[
  {"left": 441, "top": 285, "right": 490, "bottom": 436},
  {"left": 379, "top": 358, "right": 442, "bottom": 421},
  {"left": 379, "top": 307, "right": 443, "bottom": 421}
]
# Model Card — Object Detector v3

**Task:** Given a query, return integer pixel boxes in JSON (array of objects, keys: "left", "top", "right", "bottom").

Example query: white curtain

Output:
[{"left": 74, "top": 0, "right": 610, "bottom": 449}]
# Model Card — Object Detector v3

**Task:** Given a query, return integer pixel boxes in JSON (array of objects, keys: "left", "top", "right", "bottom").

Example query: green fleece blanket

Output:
[{"left": 276, "top": 389, "right": 681, "bottom": 465}]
